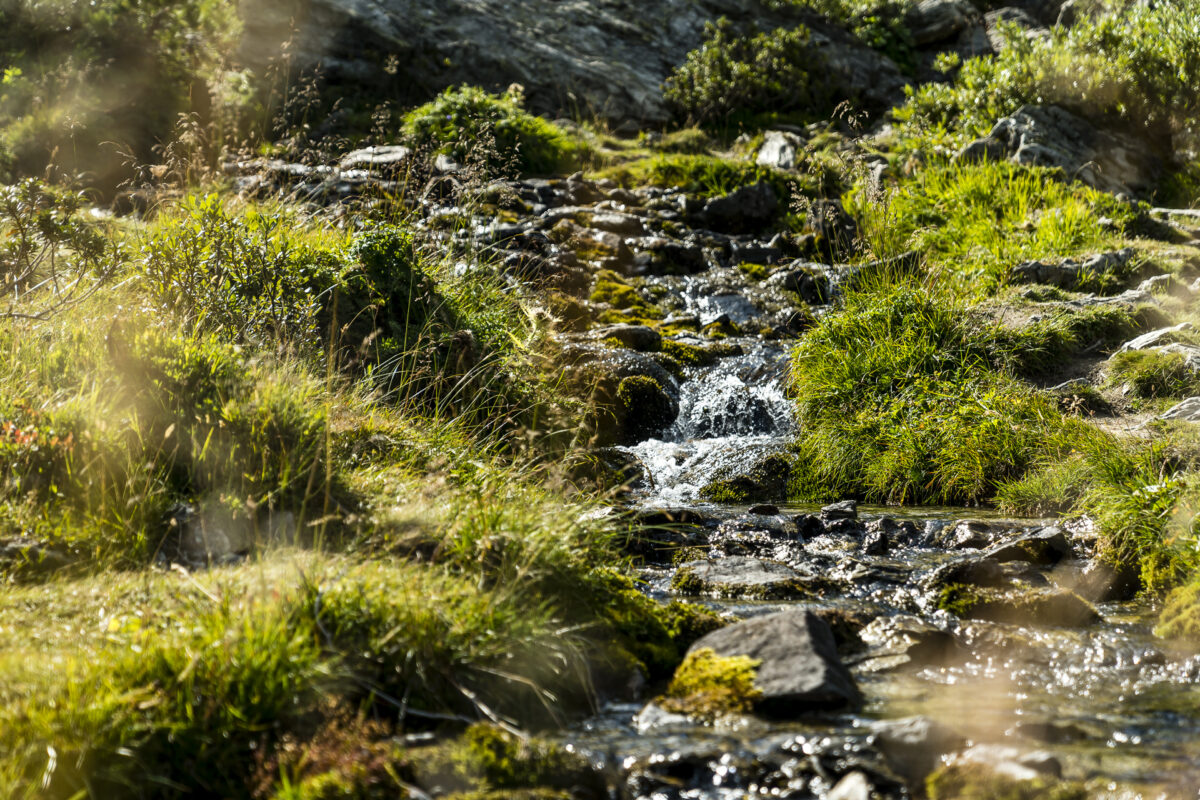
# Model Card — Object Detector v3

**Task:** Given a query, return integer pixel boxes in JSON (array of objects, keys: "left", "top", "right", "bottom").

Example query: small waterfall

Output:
[{"left": 623, "top": 340, "right": 794, "bottom": 504}]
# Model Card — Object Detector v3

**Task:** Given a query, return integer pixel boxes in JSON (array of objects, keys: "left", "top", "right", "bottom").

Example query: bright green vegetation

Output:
[
  {"left": 1155, "top": 579, "right": 1200, "bottom": 640},
  {"left": 1108, "top": 349, "right": 1200, "bottom": 401},
  {"left": 402, "top": 86, "right": 583, "bottom": 176},
  {"left": 769, "top": 0, "right": 916, "bottom": 73},
  {"left": 0, "top": 184, "right": 723, "bottom": 796},
  {"left": 847, "top": 161, "right": 1132, "bottom": 293},
  {"left": 897, "top": 1, "right": 1200, "bottom": 159},
  {"left": 594, "top": 152, "right": 801, "bottom": 199},
  {"left": 656, "top": 648, "right": 762, "bottom": 722},
  {"left": 0, "top": 0, "right": 243, "bottom": 189}
]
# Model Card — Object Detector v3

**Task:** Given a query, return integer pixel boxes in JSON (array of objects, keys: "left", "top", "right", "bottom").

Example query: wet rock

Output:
[
  {"left": 931, "top": 519, "right": 997, "bottom": 550},
  {"left": 922, "top": 555, "right": 1006, "bottom": 590},
  {"left": 642, "top": 238, "right": 707, "bottom": 274},
  {"left": 337, "top": 144, "right": 411, "bottom": 171},
  {"left": 907, "top": 0, "right": 976, "bottom": 46},
  {"left": 672, "top": 556, "right": 814, "bottom": 600},
  {"left": 561, "top": 344, "right": 678, "bottom": 445},
  {"left": 618, "top": 375, "right": 678, "bottom": 440},
  {"left": 957, "top": 105, "right": 1161, "bottom": 197},
  {"left": 824, "top": 518, "right": 866, "bottom": 538},
  {"left": 858, "top": 614, "right": 960, "bottom": 671},
  {"left": 589, "top": 211, "right": 647, "bottom": 237},
  {"left": 822, "top": 500, "right": 858, "bottom": 521},
  {"left": 827, "top": 771, "right": 873, "bottom": 800},
  {"left": 757, "top": 129, "right": 805, "bottom": 170},
  {"left": 1056, "top": 558, "right": 1140, "bottom": 602},
  {"left": 569, "top": 447, "right": 651, "bottom": 498},
  {"left": 590, "top": 323, "right": 662, "bottom": 352},
  {"left": 700, "top": 451, "right": 792, "bottom": 503},
  {"left": 869, "top": 716, "right": 966, "bottom": 782},
  {"left": 779, "top": 263, "right": 834, "bottom": 305},
  {"left": 942, "top": 585, "right": 1101, "bottom": 626},
  {"left": 795, "top": 513, "right": 825, "bottom": 540},
  {"left": 1012, "top": 719, "right": 1090, "bottom": 744},
  {"left": 950, "top": 744, "right": 1063, "bottom": 781},
  {"left": 866, "top": 517, "right": 922, "bottom": 548},
  {"left": 688, "top": 608, "right": 862, "bottom": 715},
  {"left": 861, "top": 526, "right": 889, "bottom": 556},
  {"left": 984, "top": 527, "right": 1072, "bottom": 566},
  {"left": 748, "top": 503, "right": 779, "bottom": 515},
  {"left": 697, "top": 182, "right": 778, "bottom": 234}
]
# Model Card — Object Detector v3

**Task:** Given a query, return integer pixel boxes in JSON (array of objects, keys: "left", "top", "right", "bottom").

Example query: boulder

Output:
[
  {"left": 931, "top": 519, "right": 996, "bottom": 549},
  {"left": 672, "top": 556, "right": 814, "bottom": 600},
  {"left": 757, "top": 130, "right": 805, "bottom": 170},
  {"left": 821, "top": 500, "right": 858, "bottom": 521},
  {"left": 589, "top": 323, "right": 662, "bottom": 352},
  {"left": 687, "top": 608, "right": 862, "bottom": 716},
  {"left": 984, "top": 527, "right": 1072, "bottom": 566},
  {"left": 697, "top": 182, "right": 778, "bottom": 234},
  {"left": 858, "top": 614, "right": 960, "bottom": 670},
  {"left": 907, "top": 0, "right": 976, "bottom": 46},
  {"left": 1161, "top": 397, "right": 1200, "bottom": 423},
  {"left": 957, "top": 105, "right": 1161, "bottom": 197}
]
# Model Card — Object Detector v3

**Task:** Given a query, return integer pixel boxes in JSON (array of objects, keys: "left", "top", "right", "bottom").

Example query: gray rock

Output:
[
  {"left": 1161, "top": 396, "right": 1200, "bottom": 423},
  {"left": 241, "top": 0, "right": 908, "bottom": 127},
  {"left": 1117, "top": 322, "right": 1194, "bottom": 353},
  {"left": 698, "top": 182, "right": 778, "bottom": 234},
  {"left": 907, "top": 0, "right": 976, "bottom": 46},
  {"left": 822, "top": 500, "right": 858, "bottom": 521},
  {"left": 1010, "top": 247, "right": 1135, "bottom": 289},
  {"left": 951, "top": 745, "right": 1063, "bottom": 782},
  {"left": 674, "top": 556, "right": 814, "bottom": 600},
  {"left": 957, "top": 105, "right": 1161, "bottom": 196},
  {"left": 922, "top": 555, "right": 1005, "bottom": 590},
  {"left": 757, "top": 130, "right": 805, "bottom": 170},
  {"left": 869, "top": 716, "right": 966, "bottom": 782},
  {"left": 931, "top": 519, "right": 996, "bottom": 549},
  {"left": 858, "top": 614, "right": 959, "bottom": 670},
  {"left": 337, "top": 144, "right": 411, "bottom": 170},
  {"left": 688, "top": 608, "right": 862, "bottom": 716},
  {"left": 985, "top": 527, "right": 1072, "bottom": 566},
  {"left": 984, "top": 7, "right": 1043, "bottom": 51},
  {"left": 826, "top": 771, "right": 872, "bottom": 800},
  {"left": 589, "top": 212, "right": 647, "bottom": 237}
]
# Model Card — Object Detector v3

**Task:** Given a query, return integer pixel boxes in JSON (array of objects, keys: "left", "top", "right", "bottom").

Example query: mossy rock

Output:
[
  {"left": 926, "top": 763, "right": 1087, "bottom": 800},
  {"left": 661, "top": 339, "right": 742, "bottom": 368},
  {"left": 617, "top": 375, "right": 677, "bottom": 440},
  {"left": 700, "top": 453, "right": 792, "bottom": 503},
  {"left": 672, "top": 557, "right": 814, "bottom": 601},
  {"left": 1155, "top": 580, "right": 1200, "bottom": 640},
  {"left": 937, "top": 585, "right": 1099, "bottom": 627},
  {"left": 655, "top": 647, "right": 762, "bottom": 723}
]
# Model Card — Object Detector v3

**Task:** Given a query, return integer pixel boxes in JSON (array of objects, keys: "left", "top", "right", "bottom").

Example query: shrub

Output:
[
  {"left": 402, "top": 86, "right": 580, "bottom": 176},
  {"left": 663, "top": 20, "right": 828, "bottom": 126}
]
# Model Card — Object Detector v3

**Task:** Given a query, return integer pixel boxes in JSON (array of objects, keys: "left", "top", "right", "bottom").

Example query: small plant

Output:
[
  {"left": 663, "top": 20, "right": 828, "bottom": 126},
  {"left": 402, "top": 85, "right": 581, "bottom": 176}
]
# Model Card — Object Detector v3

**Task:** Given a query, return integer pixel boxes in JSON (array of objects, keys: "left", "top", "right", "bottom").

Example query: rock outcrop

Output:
[{"left": 240, "top": 0, "right": 908, "bottom": 124}]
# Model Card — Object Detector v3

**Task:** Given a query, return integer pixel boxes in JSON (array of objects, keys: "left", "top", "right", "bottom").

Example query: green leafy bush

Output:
[
  {"left": 402, "top": 86, "right": 580, "bottom": 176},
  {"left": 663, "top": 20, "right": 828, "bottom": 126}
]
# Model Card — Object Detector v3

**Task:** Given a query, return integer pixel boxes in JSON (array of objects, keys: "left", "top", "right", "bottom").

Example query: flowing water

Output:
[{"left": 568, "top": 326, "right": 1200, "bottom": 799}]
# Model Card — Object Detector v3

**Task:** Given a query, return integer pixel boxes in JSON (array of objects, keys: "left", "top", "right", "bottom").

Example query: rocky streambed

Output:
[{"left": 223, "top": 146, "right": 1200, "bottom": 797}]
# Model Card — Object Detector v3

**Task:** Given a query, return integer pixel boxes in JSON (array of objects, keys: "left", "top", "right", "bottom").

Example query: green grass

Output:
[{"left": 848, "top": 161, "right": 1132, "bottom": 293}]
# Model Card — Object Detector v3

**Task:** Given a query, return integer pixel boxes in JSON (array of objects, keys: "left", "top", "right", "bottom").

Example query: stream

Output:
[{"left": 568, "top": 331, "right": 1200, "bottom": 799}]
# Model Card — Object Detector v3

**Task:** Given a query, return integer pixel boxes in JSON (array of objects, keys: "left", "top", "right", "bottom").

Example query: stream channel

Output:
[{"left": 565, "top": 325, "right": 1200, "bottom": 799}]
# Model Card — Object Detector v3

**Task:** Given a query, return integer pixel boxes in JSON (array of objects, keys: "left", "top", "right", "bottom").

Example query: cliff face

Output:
[{"left": 238, "top": 0, "right": 909, "bottom": 124}]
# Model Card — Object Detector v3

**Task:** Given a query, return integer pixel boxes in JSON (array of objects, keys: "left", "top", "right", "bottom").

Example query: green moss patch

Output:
[{"left": 657, "top": 648, "right": 762, "bottom": 722}]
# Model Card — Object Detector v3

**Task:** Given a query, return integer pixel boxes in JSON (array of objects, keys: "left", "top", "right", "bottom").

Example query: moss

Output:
[
  {"left": 926, "top": 763, "right": 1088, "bottom": 800},
  {"left": 656, "top": 648, "right": 762, "bottom": 722},
  {"left": 702, "top": 318, "right": 741, "bottom": 338},
  {"left": 617, "top": 375, "right": 675, "bottom": 440},
  {"left": 938, "top": 585, "right": 1099, "bottom": 627},
  {"left": 1156, "top": 580, "right": 1200, "bottom": 640},
  {"left": 700, "top": 454, "right": 792, "bottom": 504},
  {"left": 589, "top": 272, "right": 664, "bottom": 322},
  {"left": 738, "top": 262, "right": 771, "bottom": 282}
]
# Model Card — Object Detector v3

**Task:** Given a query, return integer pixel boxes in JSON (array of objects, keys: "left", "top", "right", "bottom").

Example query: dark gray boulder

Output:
[
  {"left": 985, "top": 527, "right": 1072, "bottom": 566},
  {"left": 688, "top": 608, "right": 862, "bottom": 716},
  {"left": 697, "top": 182, "right": 779, "bottom": 234}
]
